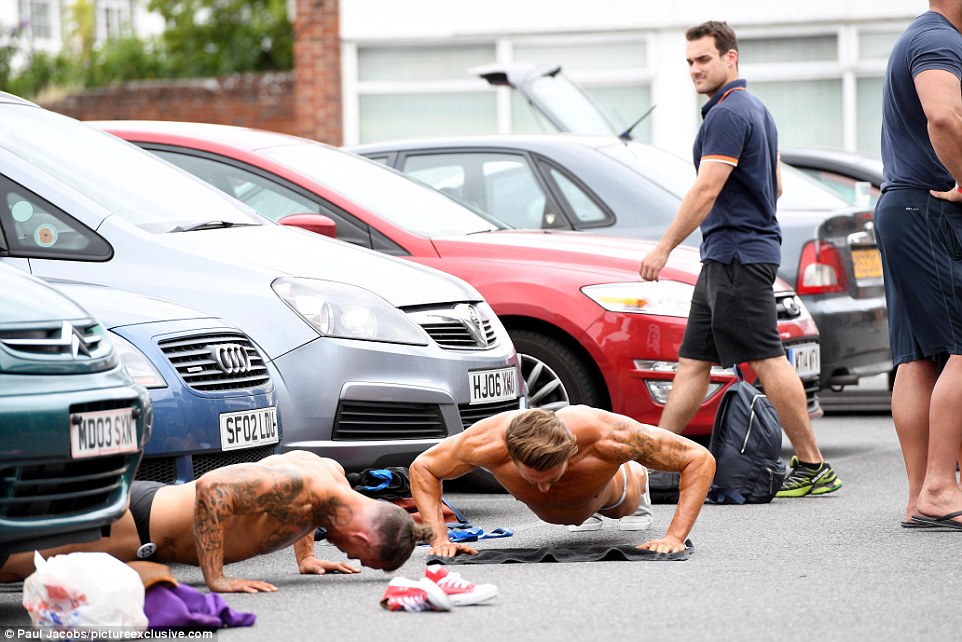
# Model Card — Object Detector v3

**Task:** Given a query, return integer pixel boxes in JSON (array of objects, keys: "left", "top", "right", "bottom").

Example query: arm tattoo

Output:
[
  {"left": 193, "top": 467, "right": 308, "bottom": 581},
  {"left": 612, "top": 420, "right": 685, "bottom": 469}
]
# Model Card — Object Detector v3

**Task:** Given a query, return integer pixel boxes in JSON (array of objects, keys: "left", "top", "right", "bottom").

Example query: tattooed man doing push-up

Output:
[
  {"left": 411, "top": 406, "right": 715, "bottom": 557},
  {"left": 0, "top": 451, "right": 432, "bottom": 593}
]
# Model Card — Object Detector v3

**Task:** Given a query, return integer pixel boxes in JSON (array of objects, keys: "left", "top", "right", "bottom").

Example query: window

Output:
[
  {"left": 351, "top": 38, "right": 651, "bottom": 144},
  {"left": 150, "top": 150, "right": 377, "bottom": 251},
  {"left": 856, "top": 77, "right": 884, "bottom": 158},
  {"left": 739, "top": 35, "right": 838, "bottom": 64},
  {"left": 750, "top": 79, "right": 845, "bottom": 149},
  {"left": 358, "top": 45, "right": 494, "bottom": 82},
  {"left": 0, "top": 175, "right": 111, "bottom": 260},
  {"left": 402, "top": 152, "right": 562, "bottom": 230},
  {"left": 98, "top": 0, "right": 133, "bottom": 41},
  {"left": 546, "top": 167, "right": 608, "bottom": 225},
  {"left": 359, "top": 93, "right": 498, "bottom": 142},
  {"left": 23, "top": 0, "right": 53, "bottom": 40}
]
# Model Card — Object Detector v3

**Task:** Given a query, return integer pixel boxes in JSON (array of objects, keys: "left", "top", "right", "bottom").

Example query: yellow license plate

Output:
[{"left": 852, "top": 248, "right": 883, "bottom": 280}]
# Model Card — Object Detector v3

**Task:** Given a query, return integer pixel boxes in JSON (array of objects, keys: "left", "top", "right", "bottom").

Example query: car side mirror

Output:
[{"left": 278, "top": 213, "right": 337, "bottom": 238}]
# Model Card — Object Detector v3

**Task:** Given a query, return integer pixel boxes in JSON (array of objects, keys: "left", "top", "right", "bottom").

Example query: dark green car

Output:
[{"left": 0, "top": 265, "right": 150, "bottom": 565}]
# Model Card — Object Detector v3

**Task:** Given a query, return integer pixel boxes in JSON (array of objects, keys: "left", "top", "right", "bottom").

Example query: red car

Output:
[{"left": 96, "top": 121, "right": 821, "bottom": 437}]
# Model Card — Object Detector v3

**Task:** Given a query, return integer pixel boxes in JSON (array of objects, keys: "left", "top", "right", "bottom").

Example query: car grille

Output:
[
  {"left": 458, "top": 398, "right": 523, "bottom": 430},
  {"left": 136, "top": 444, "right": 278, "bottom": 483},
  {"left": 408, "top": 304, "right": 499, "bottom": 350},
  {"left": 191, "top": 445, "right": 277, "bottom": 479},
  {"left": 158, "top": 331, "right": 270, "bottom": 392},
  {"left": 332, "top": 400, "right": 447, "bottom": 440},
  {"left": 0, "top": 319, "right": 110, "bottom": 359},
  {"left": 0, "top": 454, "right": 131, "bottom": 519}
]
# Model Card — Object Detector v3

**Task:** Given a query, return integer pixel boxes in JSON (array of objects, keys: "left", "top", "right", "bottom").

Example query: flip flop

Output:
[
  {"left": 901, "top": 520, "right": 933, "bottom": 529},
  {"left": 910, "top": 510, "right": 962, "bottom": 530},
  {"left": 479, "top": 528, "right": 514, "bottom": 539}
]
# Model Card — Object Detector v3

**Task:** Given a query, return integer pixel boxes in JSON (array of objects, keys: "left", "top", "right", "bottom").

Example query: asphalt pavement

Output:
[{"left": 2, "top": 382, "right": 960, "bottom": 641}]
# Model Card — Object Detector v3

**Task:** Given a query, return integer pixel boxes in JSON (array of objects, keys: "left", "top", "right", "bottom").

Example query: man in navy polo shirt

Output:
[
  {"left": 876, "top": 1, "right": 962, "bottom": 530},
  {"left": 638, "top": 20, "right": 842, "bottom": 497}
]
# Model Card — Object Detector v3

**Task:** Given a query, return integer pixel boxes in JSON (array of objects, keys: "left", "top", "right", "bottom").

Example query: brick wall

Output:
[
  {"left": 40, "top": 72, "right": 299, "bottom": 136},
  {"left": 38, "top": 0, "right": 346, "bottom": 144},
  {"left": 293, "top": 0, "right": 342, "bottom": 145}
]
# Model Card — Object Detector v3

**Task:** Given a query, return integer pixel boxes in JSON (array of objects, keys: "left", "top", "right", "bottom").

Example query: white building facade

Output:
[
  {"left": 338, "top": 0, "right": 926, "bottom": 158},
  {"left": 0, "top": 0, "right": 160, "bottom": 59}
]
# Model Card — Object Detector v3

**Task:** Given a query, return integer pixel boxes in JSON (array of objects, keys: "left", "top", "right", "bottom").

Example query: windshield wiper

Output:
[{"left": 169, "top": 220, "right": 257, "bottom": 233}]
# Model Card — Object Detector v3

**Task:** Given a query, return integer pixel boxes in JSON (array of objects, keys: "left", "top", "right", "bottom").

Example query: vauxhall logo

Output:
[
  {"left": 454, "top": 304, "right": 488, "bottom": 347},
  {"left": 211, "top": 343, "right": 252, "bottom": 374}
]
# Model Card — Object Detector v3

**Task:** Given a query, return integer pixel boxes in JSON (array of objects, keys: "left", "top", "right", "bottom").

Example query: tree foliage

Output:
[
  {"left": 148, "top": 0, "right": 293, "bottom": 76},
  {"left": 1, "top": 0, "right": 292, "bottom": 99}
]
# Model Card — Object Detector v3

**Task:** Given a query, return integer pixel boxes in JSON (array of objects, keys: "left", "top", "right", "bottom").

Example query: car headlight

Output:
[
  {"left": 581, "top": 281, "right": 694, "bottom": 317},
  {"left": 109, "top": 333, "right": 167, "bottom": 388},
  {"left": 272, "top": 277, "right": 429, "bottom": 345}
]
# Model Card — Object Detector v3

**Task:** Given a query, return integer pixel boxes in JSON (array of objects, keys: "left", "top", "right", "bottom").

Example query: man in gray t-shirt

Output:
[{"left": 876, "top": 1, "right": 962, "bottom": 531}]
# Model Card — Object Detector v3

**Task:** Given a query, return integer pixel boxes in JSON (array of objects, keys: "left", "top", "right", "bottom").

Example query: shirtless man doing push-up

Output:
[
  {"left": 1, "top": 451, "right": 432, "bottom": 592},
  {"left": 411, "top": 406, "right": 715, "bottom": 555}
]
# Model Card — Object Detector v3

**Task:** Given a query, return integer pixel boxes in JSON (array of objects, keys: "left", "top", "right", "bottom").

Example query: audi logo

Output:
[{"left": 211, "top": 343, "right": 252, "bottom": 374}]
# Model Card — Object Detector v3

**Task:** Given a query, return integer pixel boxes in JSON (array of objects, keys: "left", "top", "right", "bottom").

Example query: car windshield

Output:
[
  {"left": 0, "top": 105, "right": 262, "bottom": 233},
  {"left": 258, "top": 143, "right": 503, "bottom": 236},
  {"left": 599, "top": 140, "right": 853, "bottom": 212}
]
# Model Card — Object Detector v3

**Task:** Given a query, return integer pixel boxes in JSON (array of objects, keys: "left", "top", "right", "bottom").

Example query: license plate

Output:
[
  {"left": 788, "top": 343, "right": 820, "bottom": 379},
  {"left": 469, "top": 367, "right": 518, "bottom": 404},
  {"left": 70, "top": 407, "right": 138, "bottom": 459},
  {"left": 220, "top": 407, "right": 279, "bottom": 451},
  {"left": 852, "top": 248, "right": 883, "bottom": 280}
]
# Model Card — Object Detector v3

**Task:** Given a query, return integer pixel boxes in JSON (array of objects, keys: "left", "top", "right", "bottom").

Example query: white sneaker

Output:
[
  {"left": 568, "top": 513, "right": 604, "bottom": 531},
  {"left": 618, "top": 470, "right": 653, "bottom": 531},
  {"left": 424, "top": 564, "right": 498, "bottom": 606}
]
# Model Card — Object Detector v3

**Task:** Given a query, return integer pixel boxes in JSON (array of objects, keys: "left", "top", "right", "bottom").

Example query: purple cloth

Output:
[{"left": 143, "top": 583, "right": 256, "bottom": 630}]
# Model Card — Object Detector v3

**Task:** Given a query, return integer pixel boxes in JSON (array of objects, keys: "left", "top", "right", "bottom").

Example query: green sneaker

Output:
[{"left": 776, "top": 456, "right": 843, "bottom": 497}]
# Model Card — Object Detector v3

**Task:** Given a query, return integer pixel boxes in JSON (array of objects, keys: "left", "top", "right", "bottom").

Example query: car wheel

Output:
[{"left": 509, "top": 329, "right": 604, "bottom": 410}]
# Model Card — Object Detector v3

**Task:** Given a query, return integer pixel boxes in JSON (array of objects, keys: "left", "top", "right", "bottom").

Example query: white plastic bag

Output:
[{"left": 22, "top": 551, "right": 147, "bottom": 630}]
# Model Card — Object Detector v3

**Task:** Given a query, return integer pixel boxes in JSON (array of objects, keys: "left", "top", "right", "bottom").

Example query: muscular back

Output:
[{"left": 150, "top": 452, "right": 348, "bottom": 564}]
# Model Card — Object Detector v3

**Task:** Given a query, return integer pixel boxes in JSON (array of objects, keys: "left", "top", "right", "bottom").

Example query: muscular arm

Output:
[
  {"left": 293, "top": 532, "right": 359, "bottom": 576},
  {"left": 193, "top": 465, "right": 304, "bottom": 593},
  {"left": 917, "top": 69, "right": 962, "bottom": 202},
  {"left": 597, "top": 409, "right": 715, "bottom": 552},
  {"left": 409, "top": 433, "right": 484, "bottom": 557},
  {"left": 639, "top": 161, "right": 734, "bottom": 281}
]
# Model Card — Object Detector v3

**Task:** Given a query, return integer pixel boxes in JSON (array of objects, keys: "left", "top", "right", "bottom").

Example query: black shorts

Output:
[
  {"left": 875, "top": 189, "right": 962, "bottom": 365},
  {"left": 679, "top": 258, "right": 785, "bottom": 366},
  {"left": 128, "top": 480, "right": 166, "bottom": 561}
]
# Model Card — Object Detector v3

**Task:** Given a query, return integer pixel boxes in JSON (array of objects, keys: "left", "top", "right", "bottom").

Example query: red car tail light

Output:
[{"left": 796, "top": 240, "right": 848, "bottom": 295}]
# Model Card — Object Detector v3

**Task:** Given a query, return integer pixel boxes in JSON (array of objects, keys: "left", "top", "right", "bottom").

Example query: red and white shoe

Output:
[
  {"left": 424, "top": 564, "right": 498, "bottom": 606},
  {"left": 380, "top": 577, "right": 453, "bottom": 612}
]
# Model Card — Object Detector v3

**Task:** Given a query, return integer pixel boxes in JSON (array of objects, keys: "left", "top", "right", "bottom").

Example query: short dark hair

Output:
[
  {"left": 371, "top": 502, "right": 434, "bottom": 571},
  {"left": 505, "top": 409, "right": 579, "bottom": 471},
  {"left": 685, "top": 20, "right": 738, "bottom": 56}
]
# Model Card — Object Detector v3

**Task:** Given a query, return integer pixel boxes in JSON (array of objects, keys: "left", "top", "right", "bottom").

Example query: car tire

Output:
[{"left": 509, "top": 329, "right": 604, "bottom": 410}]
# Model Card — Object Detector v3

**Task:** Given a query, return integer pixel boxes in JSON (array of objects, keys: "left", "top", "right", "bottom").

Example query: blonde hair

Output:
[{"left": 505, "top": 409, "right": 578, "bottom": 471}]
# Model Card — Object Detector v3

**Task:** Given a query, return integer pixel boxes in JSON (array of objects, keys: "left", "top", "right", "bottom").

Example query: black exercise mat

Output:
[{"left": 426, "top": 540, "right": 693, "bottom": 564}]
